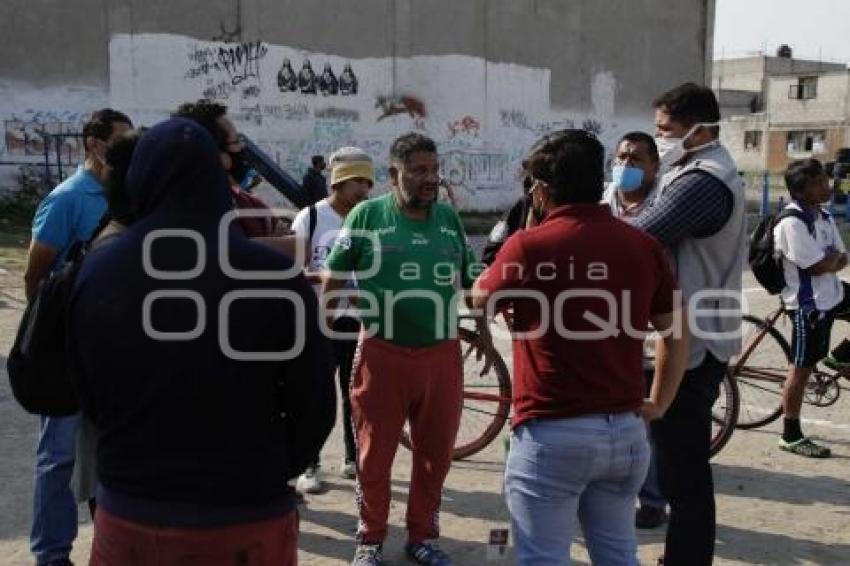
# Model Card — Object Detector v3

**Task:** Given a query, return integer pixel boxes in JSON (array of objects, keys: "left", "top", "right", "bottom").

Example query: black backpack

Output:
[
  {"left": 748, "top": 208, "right": 814, "bottom": 295},
  {"left": 7, "top": 239, "right": 95, "bottom": 416}
]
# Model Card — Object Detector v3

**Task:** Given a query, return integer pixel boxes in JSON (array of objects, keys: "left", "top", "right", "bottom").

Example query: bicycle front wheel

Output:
[
  {"left": 710, "top": 370, "right": 739, "bottom": 458},
  {"left": 732, "top": 314, "right": 789, "bottom": 429}
]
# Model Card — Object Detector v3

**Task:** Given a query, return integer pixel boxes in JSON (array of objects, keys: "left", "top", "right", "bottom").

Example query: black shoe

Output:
[
  {"left": 635, "top": 505, "right": 667, "bottom": 529},
  {"left": 40, "top": 560, "right": 74, "bottom": 566}
]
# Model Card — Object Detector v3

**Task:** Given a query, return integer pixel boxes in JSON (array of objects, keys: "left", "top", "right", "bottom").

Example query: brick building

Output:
[{"left": 713, "top": 49, "right": 849, "bottom": 172}]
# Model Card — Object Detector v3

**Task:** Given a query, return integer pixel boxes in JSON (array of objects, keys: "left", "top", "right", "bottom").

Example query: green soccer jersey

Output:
[{"left": 325, "top": 193, "right": 477, "bottom": 347}]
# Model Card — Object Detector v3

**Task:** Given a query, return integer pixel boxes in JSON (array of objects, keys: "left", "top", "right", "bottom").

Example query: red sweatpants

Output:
[
  {"left": 351, "top": 335, "right": 463, "bottom": 543},
  {"left": 90, "top": 508, "right": 298, "bottom": 566}
]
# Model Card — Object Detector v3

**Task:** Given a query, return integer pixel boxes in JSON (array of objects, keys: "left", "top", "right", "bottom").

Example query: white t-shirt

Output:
[
  {"left": 291, "top": 199, "right": 356, "bottom": 315},
  {"left": 774, "top": 203, "right": 845, "bottom": 311},
  {"left": 601, "top": 182, "right": 657, "bottom": 222},
  {"left": 291, "top": 199, "right": 345, "bottom": 272}
]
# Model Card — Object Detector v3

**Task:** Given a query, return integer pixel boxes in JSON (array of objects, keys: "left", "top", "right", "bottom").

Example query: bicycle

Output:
[
  {"left": 728, "top": 305, "right": 847, "bottom": 430},
  {"left": 400, "top": 318, "right": 738, "bottom": 460},
  {"left": 400, "top": 319, "right": 512, "bottom": 460}
]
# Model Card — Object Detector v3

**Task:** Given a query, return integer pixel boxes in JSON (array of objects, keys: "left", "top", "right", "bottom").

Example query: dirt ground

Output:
[{"left": 1, "top": 235, "right": 849, "bottom": 565}]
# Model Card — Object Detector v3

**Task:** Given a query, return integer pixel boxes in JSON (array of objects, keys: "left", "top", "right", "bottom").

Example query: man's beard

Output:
[{"left": 398, "top": 185, "right": 435, "bottom": 210}]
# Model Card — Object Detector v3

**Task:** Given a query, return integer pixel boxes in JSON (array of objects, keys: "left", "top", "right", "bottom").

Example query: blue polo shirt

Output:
[{"left": 31, "top": 166, "right": 108, "bottom": 269}]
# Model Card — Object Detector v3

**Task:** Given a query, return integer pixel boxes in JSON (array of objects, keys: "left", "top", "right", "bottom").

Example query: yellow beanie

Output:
[{"left": 331, "top": 161, "right": 375, "bottom": 186}]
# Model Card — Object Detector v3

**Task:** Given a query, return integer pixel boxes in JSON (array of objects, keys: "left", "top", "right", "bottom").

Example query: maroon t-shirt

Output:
[
  {"left": 230, "top": 185, "right": 278, "bottom": 237},
  {"left": 476, "top": 204, "right": 678, "bottom": 428}
]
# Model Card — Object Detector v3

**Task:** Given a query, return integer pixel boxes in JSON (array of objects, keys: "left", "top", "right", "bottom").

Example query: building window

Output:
[
  {"left": 743, "top": 130, "right": 762, "bottom": 150},
  {"left": 786, "top": 130, "right": 826, "bottom": 154},
  {"left": 788, "top": 76, "right": 818, "bottom": 100}
]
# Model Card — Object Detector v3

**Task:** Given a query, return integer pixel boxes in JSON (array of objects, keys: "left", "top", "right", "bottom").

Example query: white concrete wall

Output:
[{"left": 0, "top": 0, "right": 715, "bottom": 211}]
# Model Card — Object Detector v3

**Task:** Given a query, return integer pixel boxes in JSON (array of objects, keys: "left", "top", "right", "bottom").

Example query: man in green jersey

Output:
[{"left": 323, "top": 133, "right": 476, "bottom": 566}]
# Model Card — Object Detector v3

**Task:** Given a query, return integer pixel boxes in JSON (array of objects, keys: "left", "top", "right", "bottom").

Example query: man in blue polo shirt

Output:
[{"left": 24, "top": 108, "right": 132, "bottom": 566}]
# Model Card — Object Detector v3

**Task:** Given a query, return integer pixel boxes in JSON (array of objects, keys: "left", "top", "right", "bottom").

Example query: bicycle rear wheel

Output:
[
  {"left": 732, "top": 314, "right": 789, "bottom": 429},
  {"left": 710, "top": 370, "right": 739, "bottom": 458},
  {"left": 400, "top": 326, "right": 512, "bottom": 460}
]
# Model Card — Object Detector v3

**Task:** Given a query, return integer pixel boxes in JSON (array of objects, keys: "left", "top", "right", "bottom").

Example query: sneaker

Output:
[
  {"left": 405, "top": 540, "right": 453, "bottom": 565},
  {"left": 822, "top": 355, "right": 850, "bottom": 372},
  {"left": 635, "top": 505, "right": 667, "bottom": 529},
  {"left": 296, "top": 466, "right": 323, "bottom": 494},
  {"left": 352, "top": 543, "right": 383, "bottom": 565},
  {"left": 778, "top": 437, "right": 831, "bottom": 458},
  {"left": 341, "top": 459, "right": 357, "bottom": 479},
  {"left": 41, "top": 560, "right": 74, "bottom": 566}
]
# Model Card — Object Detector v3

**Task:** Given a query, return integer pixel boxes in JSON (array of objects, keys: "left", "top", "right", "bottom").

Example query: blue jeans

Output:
[
  {"left": 31, "top": 414, "right": 79, "bottom": 564},
  {"left": 505, "top": 413, "right": 649, "bottom": 566}
]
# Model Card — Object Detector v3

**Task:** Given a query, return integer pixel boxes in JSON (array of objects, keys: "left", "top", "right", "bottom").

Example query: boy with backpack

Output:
[
  {"left": 771, "top": 158, "right": 848, "bottom": 458},
  {"left": 290, "top": 147, "right": 374, "bottom": 492}
]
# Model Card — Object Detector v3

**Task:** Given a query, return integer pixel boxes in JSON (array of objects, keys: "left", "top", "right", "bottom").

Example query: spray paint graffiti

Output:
[
  {"left": 440, "top": 149, "right": 509, "bottom": 191},
  {"left": 447, "top": 115, "right": 481, "bottom": 138},
  {"left": 500, "top": 109, "right": 530, "bottom": 130},
  {"left": 278, "top": 59, "right": 359, "bottom": 96},
  {"left": 277, "top": 58, "right": 297, "bottom": 92},
  {"left": 297, "top": 60, "right": 318, "bottom": 94},
  {"left": 314, "top": 108, "right": 360, "bottom": 122},
  {"left": 3, "top": 119, "right": 83, "bottom": 161},
  {"left": 318, "top": 63, "right": 338, "bottom": 96},
  {"left": 186, "top": 41, "right": 268, "bottom": 103},
  {"left": 108, "top": 34, "right": 636, "bottom": 210},
  {"left": 339, "top": 64, "right": 358, "bottom": 95},
  {"left": 313, "top": 119, "right": 354, "bottom": 140},
  {"left": 218, "top": 41, "right": 267, "bottom": 86},
  {"left": 581, "top": 118, "right": 603, "bottom": 136},
  {"left": 186, "top": 41, "right": 267, "bottom": 86},
  {"left": 242, "top": 85, "right": 261, "bottom": 99},
  {"left": 375, "top": 95, "right": 427, "bottom": 123}
]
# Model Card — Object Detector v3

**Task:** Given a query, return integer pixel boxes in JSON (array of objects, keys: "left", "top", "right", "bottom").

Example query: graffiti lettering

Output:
[
  {"left": 447, "top": 115, "right": 481, "bottom": 138},
  {"left": 314, "top": 119, "right": 354, "bottom": 140},
  {"left": 500, "top": 109, "right": 530, "bottom": 130},
  {"left": 314, "top": 108, "right": 360, "bottom": 122},
  {"left": 186, "top": 41, "right": 267, "bottom": 89},
  {"left": 217, "top": 41, "right": 267, "bottom": 86},
  {"left": 202, "top": 81, "right": 236, "bottom": 101},
  {"left": 581, "top": 118, "right": 604, "bottom": 136},
  {"left": 242, "top": 85, "right": 261, "bottom": 98}
]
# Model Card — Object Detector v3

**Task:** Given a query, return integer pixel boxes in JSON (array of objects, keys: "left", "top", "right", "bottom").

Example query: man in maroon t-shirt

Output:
[{"left": 473, "top": 129, "right": 689, "bottom": 565}]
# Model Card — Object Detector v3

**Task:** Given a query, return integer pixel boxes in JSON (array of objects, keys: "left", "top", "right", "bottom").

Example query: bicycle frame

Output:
[{"left": 731, "top": 307, "right": 785, "bottom": 375}]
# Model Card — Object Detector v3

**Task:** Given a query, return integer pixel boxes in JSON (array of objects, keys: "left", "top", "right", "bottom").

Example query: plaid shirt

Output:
[{"left": 633, "top": 170, "right": 733, "bottom": 248}]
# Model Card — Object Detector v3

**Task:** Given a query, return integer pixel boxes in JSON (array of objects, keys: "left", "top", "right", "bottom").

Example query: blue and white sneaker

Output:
[{"left": 405, "top": 540, "right": 453, "bottom": 565}]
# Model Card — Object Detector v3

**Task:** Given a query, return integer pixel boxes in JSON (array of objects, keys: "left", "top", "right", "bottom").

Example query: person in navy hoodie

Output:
[{"left": 67, "top": 118, "right": 335, "bottom": 565}]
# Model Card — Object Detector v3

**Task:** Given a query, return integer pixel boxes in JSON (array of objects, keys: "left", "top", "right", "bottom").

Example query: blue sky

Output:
[{"left": 714, "top": 0, "right": 850, "bottom": 64}]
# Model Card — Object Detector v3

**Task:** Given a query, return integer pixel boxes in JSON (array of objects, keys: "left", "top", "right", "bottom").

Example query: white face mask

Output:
[{"left": 656, "top": 122, "right": 719, "bottom": 168}]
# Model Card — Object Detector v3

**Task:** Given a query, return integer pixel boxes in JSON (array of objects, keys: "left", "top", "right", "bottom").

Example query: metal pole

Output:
[
  {"left": 760, "top": 171, "right": 770, "bottom": 217},
  {"left": 55, "top": 134, "right": 63, "bottom": 181},
  {"left": 42, "top": 131, "right": 51, "bottom": 186}
]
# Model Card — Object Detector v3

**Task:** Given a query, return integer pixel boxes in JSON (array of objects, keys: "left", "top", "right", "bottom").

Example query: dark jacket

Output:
[
  {"left": 480, "top": 195, "right": 530, "bottom": 265},
  {"left": 68, "top": 119, "right": 335, "bottom": 527},
  {"left": 301, "top": 168, "right": 327, "bottom": 205}
]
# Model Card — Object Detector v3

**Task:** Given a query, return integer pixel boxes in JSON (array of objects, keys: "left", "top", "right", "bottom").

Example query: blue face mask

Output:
[{"left": 611, "top": 165, "right": 644, "bottom": 192}]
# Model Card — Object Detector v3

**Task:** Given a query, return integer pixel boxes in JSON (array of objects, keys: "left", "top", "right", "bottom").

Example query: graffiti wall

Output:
[
  {"left": 0, "top": 33, "right": 648, "bottom": 209},
  {"left": 107, "top": 33, "right": 652, "bottom": 210},
  {"left": 0, "top": 83, "right": 106, "bottom": 182}
]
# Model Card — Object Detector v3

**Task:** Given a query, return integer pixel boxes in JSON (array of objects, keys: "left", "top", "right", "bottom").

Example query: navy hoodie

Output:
[{"left": 68, "top": 119, "right": 335, "bottom": 527}]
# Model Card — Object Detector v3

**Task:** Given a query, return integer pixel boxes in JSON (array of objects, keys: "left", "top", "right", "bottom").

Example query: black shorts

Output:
[{"left": 789, "top": 282, "right": 850, "bottom": 368}]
